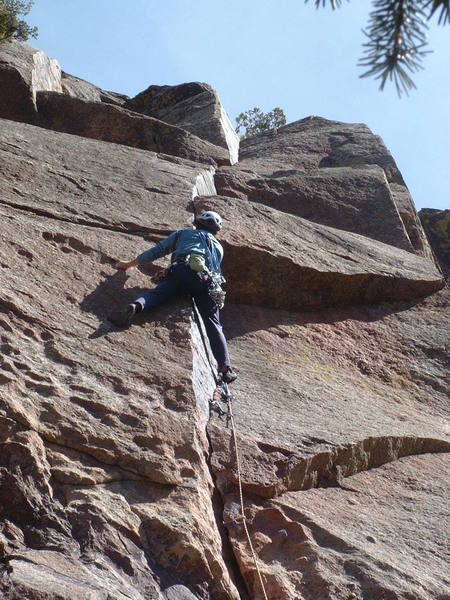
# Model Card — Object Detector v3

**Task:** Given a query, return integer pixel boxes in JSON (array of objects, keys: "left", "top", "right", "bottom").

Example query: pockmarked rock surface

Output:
[
  {"left": 36, "top": 92, "right": 230, "bottom": 166},
  {"left": 195, "top": 196, "right": 443, "bottom": 311},
  {"left": 1, "top": 42, "right": 449, "bottom": 599},
  {"left": 0, "top": 203, "right": 241, "bottom": 600},
  {"left": 419, "top": 208, "right": 450, "bottom": 278},
  {"left": 0, "top": 40, "right": 62, "bottom": 124},
  {"left": 125, "top": 82, "right": 239, "bottom": 165},
  {"left": 216, "top": 117, "right": 433, "bottom": 259}
]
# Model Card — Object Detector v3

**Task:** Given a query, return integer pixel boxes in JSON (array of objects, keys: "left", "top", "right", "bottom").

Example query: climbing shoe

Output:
[
  {"left": 221, "top": 367, "right": 238, "bottom": 384},
  {"left": 107, "top": 304, "right": 136, "bottom": 328}
]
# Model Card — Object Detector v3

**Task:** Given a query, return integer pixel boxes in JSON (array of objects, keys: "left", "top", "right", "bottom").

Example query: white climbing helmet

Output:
[{"left": 195, "top": 210, "right": 222, "bottom": 233}]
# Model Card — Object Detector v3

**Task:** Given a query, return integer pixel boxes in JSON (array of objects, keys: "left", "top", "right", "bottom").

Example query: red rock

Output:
[
  {"left": 219, "top": 454, "right": 450, "bottom": 599},
  {"left": 36, "top": 91, "right": 230, "bottom": 166},
  {"left": 0, "top": 203, "right": 240, "bottom": 599},
  {"left": 195, "top": 196, "right": 444, "bottom": 311},
  {"left": 0, "top": 50, "right": 448, "bottom": 598},
  {"left": 209, "top": 289, "right": 450, "bottom": 598},
  {"left": 125, "top": 82, "right": 239, "bottom": 165}
]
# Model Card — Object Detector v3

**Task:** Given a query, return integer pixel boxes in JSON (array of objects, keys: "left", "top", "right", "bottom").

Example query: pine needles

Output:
[
  {"left": 359, "top": 0, "right": 431, "bottom": 96},
  {"left": 305, "top": 0, "right": 347, "bottom": 9},
  {"left": 305, "top": 0, "right": 449, "bottom": 96}
]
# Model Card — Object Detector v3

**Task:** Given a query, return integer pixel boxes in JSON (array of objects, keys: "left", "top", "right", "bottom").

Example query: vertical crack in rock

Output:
[
  {"left": 1, "top": 51, "right": 448, "bottom": 598},
  {"left": 190, "top": 312, "right": 249, "bottom": 599}
]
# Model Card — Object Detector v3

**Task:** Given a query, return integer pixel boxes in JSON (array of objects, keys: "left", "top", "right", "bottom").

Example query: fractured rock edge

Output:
[
  {"left": 209, "top": 423, "right": 450, "bottom": 498},
  {"left": 123, "top": 82, "right": 240, "bottom": 165},
  {"left": 237, "top": 117, "right": 434, "bottom": 261},
  {"left": 36, "top": 92, "right": 231, "bottom": 167},
  {"left": 195, "top": 196, "right": 444, "bottom": 312},
  {"left": 221, "top": 453, "right": 450, "bottom": 600}
]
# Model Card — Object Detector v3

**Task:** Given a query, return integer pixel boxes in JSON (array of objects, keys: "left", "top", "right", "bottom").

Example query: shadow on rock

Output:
[
  {"left": 221, "top": 296, "right": 426, "bottom": 340},
  {"left": 80, "top": 269, "right": 151, "bottom": 339},
  {"left": 81, "top": 269, "right": 193, "bottom": 340}
]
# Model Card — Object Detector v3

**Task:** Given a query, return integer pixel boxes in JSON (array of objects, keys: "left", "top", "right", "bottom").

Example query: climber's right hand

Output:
[{"left": 115, "top": 259, "right": 138, "bottom": 271}]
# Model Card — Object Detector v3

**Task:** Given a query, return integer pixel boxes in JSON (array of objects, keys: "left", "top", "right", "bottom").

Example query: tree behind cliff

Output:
[
  {"left": 235, "top": 107, "right": 287, "bottom": 139},
  {"left": 0, "top": 0, "right": 38, "bottom": 42}
]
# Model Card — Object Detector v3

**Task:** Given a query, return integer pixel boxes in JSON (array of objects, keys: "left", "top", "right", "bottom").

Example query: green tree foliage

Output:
[
  {"left": 235, "top": 107, "right": 287, "bottom": 139},
  {"left": 305, "top": 0, "right": 449, "bottom": 96},
  {"left": 0, "top": 0, "right": 38, "bottom": 42}
]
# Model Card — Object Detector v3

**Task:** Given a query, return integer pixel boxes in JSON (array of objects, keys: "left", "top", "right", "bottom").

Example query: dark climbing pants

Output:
[{"left": 135, "top": 262, "right": 230, "bottom": 368}]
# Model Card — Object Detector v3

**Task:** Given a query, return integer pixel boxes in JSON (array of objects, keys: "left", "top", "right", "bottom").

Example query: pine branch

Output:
[
  {"left": 427, "top": 0, "right": 450, "bottom": 23},
  {"left": 358, "top": 0, "right": 432, "bottom": 97},
  {"left": 304, "top": 0, "right": 347, "bottom": 9}
]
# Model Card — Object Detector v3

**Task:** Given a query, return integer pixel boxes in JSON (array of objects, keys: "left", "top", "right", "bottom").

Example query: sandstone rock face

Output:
[
  {"left": 0, "top": 40, "right": 61, "bottom": 123},
  {"left": 1, "top": 45, "right": 449, "bottom": 599},
  {"left": 209, "top": 288, "right": 450, "bottom": 598},
  {"left": 125, "top": 83, "right": 239, "bottom": 165},
  {"left": 219, "top": 454, "right": 450, "bottom": 599},
  {"left": 419, "top": 208, "right": 450, "bottom": 278},
  {"left": 36, "top": 92, "right": 230, "bottom": 166},
  {"left": 216, "top": 117, "right": 434, "bottom": 259},
  {"left": 194, "top": 196, "right": 443, "bottom": 311},
  {"left": 0, "top": 117, "right": 216, "bottom": 236},
  {"left": 215, "top": 165, "right": 414, "bottom": 251},
  {"left": 0, "top": 125, "right": 240, "bottom": 599}
]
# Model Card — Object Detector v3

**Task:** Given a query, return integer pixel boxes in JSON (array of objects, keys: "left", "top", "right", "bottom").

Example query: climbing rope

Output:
[
  {"left": 222, "top": 383, "right": 269, "bottom": 600},
  {"left": 191, "top": 299, "right": 269, "bottom": 598}
]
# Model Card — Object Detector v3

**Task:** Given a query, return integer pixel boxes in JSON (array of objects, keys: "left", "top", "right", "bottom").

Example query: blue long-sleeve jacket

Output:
[{"left": 137, "top": 228, "right": 224, "bottom": 273}]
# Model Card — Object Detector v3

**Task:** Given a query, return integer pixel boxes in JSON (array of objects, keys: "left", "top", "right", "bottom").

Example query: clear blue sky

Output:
[{"left": 29, "top": 0, "right": 449, "bottom": 210}]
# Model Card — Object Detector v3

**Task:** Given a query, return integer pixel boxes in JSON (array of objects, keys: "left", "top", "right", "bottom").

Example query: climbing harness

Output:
[{"left": 212, "top": 382, "right": 269, "bottom": 600}]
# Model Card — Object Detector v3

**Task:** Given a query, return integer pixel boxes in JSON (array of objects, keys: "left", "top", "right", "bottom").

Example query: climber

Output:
[{"left": 107, "top": 210, "right": 237, "bottom": 384}]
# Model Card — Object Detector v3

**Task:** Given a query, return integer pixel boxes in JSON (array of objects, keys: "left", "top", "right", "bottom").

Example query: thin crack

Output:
[
  {"left": 205, "top": 421, "right": 250, "bottom": 600},
  {"left": 0, "top": 198, "right": 171, "bottom": 240}
]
